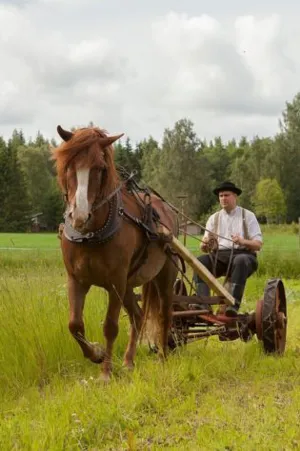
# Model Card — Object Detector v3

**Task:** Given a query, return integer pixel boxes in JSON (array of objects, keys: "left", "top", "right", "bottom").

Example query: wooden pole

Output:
[{"left": 160, "top": 225, "right": 235, "bottom": 305}]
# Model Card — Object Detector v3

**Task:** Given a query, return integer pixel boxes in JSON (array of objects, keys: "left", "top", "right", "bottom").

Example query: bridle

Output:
[
  {"left": 63, "top": 165, "right": 136, "bottom": 223},
  {"left": 61, "top": 168, "right": 140, "bottom": 245}
]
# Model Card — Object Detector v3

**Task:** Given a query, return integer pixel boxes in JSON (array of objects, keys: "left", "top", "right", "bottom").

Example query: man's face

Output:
[{"left": 218, "top": 190, "right": 237, "bottom": 210}]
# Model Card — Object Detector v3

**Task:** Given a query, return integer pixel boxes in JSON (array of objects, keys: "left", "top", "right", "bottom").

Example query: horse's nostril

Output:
[{"left": 88, "top": 213, "right": 92, "bottom": 221}]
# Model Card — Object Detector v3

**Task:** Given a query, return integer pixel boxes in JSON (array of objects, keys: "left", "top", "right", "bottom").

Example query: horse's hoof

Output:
[
  {"left": 90, "top": 343, "right": 105, "bottom": 364},
  {"left": 99, "top": 372, "right": 111, "bottom": 384},
  {"left": 123, "top": 361, "right": 135, "bottom": 371}
]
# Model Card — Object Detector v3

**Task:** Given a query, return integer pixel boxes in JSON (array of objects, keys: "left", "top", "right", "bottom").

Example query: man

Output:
[{"left": 193, "top": 181, "right": 263, "bottom": 316}]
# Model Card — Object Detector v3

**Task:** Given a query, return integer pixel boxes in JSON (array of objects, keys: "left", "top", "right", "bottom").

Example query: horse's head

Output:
[{"left": 53, "top": 125, "right": 123, "bottom": 232}]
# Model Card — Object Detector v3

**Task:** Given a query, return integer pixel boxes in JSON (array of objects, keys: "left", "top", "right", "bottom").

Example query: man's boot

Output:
[{"left": 225, "top": 282, "right": 243, "bottom": 317}]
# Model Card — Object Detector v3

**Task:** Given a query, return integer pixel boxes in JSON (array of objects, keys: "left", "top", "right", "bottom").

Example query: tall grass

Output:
[
  {"left": 1, "top": 233, "right": 300, "bottom": 449},
  {"left": 0, "top": 259, "right": 131, "bottom": 403}
]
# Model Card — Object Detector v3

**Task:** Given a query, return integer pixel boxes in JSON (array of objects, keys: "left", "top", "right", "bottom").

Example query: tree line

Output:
[{"left": 1, "top": 93, "right": 300, "bottom": 232}]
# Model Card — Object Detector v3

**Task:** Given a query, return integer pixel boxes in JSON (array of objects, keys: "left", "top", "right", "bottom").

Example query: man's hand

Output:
[
  {"left": 201, "top": 235, "right": 218, "bottom": 253},
  {"left": 231, "top": 234, "right": 262, "bottom": 252},
  {"left": 200, "top": 236, "right": 209, "bottom": 253},
  {"left": 231, "top": 234, "right": 245, "bottom": 246}
]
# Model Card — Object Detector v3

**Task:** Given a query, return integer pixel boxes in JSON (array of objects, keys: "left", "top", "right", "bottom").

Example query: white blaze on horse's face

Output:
[{"left": 71, "top": 167, "right": 91, "bottom": 230}]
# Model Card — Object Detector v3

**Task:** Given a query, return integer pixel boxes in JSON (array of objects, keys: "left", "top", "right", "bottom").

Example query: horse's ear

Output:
[
  {"left": 57, "top": 125, "right": 73, "bottom": 142},
  {"left": 98, "top": 133, "right": 124, "bottom": 148}
]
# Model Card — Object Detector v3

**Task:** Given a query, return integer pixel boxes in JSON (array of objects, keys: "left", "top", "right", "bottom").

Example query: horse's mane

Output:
[{"left": 52, "top": 127, "right": 119, "bottom": 198}]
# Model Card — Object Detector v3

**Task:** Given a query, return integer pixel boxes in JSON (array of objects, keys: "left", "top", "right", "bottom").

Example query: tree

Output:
[
  {"left": 140, "top": 137, "right": 161, "bottom": 187},
  {"left": 0, "top": 132, "right": 30, "bottom": 231},
  {"left": 275, "top": 93, "right": 300, "bottom": 221},
  {"left": 41, "top": 181, "right": 65, "bottom": 230},
  {"left": 229, "top": 137, "right": 255, "bottom": 209},
  {"left": 253, "top": 178, "right": 286, "bottom": 223},
  {"left": 153, "top": 119, "right": 212, "bottom": 218},
  {"left": 18, "top": 144, "right": 53, "bottom": 215},
  {"left": 114, "top": 138, "right": 136, "bottom": 174},
  {"left": 203, "top": 136, "right": 231, "bottom": 186}
]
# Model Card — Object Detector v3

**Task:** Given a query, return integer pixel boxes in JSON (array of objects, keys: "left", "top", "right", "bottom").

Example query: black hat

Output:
[{"left": 213, "top": 181, "right": 242, "bottom": 196}]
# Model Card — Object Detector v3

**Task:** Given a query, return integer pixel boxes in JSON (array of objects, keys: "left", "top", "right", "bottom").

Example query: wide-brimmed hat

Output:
[{"left": 213, "top": 181, "right": 242, "bottom": 196}]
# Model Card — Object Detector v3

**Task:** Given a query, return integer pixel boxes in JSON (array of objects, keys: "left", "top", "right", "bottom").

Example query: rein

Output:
[
  {"left": 63, "top": 170, "right": 136, "bottom": 213},
  {"left": 92, "top": 171, "right": 137, "bottom": 212},
  {"left": 62, "top": 169, "right": 161, "bottom": 245}
]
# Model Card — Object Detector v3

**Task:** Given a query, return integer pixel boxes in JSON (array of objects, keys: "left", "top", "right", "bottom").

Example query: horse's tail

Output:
[{"left": 140, "top": 281, "right": 162, "bottom": 351}]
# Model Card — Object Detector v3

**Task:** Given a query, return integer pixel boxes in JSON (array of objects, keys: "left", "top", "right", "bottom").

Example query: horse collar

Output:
[{"left": 63, "top": 191, "right": 123, "bottom": 244}]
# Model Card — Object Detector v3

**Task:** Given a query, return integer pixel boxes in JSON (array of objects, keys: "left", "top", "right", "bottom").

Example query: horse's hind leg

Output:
[
  {"left": 68, "top": 276, "right": 104, "bottom": 363},
  {"left": 155, "top": 259, "right": 177, "bottom": 358},
  {"left": 122, "top": 287, "right": 143, "bottom": 370}
]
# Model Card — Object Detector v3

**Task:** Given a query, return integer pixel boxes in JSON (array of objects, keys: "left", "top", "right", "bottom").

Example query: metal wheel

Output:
[{"left": 259, "top": 279, "right": 287, "bottom": 355}]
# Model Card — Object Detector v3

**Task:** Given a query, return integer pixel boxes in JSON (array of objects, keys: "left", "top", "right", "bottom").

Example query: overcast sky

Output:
[{"left": 1, "top": 0, "right": 300, "bottom": 144}]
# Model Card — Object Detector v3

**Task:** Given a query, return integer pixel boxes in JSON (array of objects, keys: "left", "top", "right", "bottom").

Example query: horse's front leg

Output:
[
  {"left": 101, "top": 283, "right": 125, "bottom": 381},
  {"left": 68, "top": 275, "right": 105, "bottom": 363}
]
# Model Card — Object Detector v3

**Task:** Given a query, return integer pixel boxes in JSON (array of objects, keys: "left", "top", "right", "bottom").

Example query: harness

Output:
[
  {"left": 63, "top": 190, "right": 123, "bottom": 244},
  {"left": 60, "top": 169, "right": 174, "bottom": 278}
]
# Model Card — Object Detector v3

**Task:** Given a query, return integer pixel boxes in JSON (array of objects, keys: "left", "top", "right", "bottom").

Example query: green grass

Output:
[
  {"left": 0, "top": 232, "right": 60, "bottom": 249},
  {"left": 1, "top": 231, "right": 300, "bottom": 449},
  {"left": 1, "top": 228, "right": 299, "bottom": 254},
  {"left": 0, "top": 233, "right": 62, "bottom": 271}
]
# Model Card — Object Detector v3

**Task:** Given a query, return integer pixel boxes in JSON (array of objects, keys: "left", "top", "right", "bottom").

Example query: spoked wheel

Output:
[{"left": 256, "top": 279, "right": 287, "bottom": 355}]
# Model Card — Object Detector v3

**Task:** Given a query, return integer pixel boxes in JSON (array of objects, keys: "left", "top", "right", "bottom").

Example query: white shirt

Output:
[{"left": 204, "top": 206, "right": 263, "bottom": 250}]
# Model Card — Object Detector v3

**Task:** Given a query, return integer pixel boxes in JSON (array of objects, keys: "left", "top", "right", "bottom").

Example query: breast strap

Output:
[{"left": 63, "top": 191, "right": 123, "bottom": 244}]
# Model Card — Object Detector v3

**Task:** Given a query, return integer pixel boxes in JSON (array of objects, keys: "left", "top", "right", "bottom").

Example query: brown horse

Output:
[{"left": 52, "top": 125, "right": 178, "bottom": 381}]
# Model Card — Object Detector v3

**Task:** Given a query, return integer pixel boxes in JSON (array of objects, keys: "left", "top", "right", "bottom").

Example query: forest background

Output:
[{"left": 1, "top": 92, "right": 300, "bottom": 232}]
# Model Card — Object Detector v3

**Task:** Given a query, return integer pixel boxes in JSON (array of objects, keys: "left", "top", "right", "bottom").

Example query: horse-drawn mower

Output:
[
  {"left": 53, "top": 123, "right": 288, "bottom": 382},
  {"left": 160, "top": 226, "right": 288, "bottom": 355}
]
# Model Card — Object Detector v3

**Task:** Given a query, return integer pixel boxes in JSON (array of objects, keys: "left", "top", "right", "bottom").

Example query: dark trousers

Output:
[{"left": 193, "top": 250, "right": 258, "bottom": 307}]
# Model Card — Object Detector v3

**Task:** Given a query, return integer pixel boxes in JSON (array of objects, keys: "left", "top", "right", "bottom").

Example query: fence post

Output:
[{"left": 177, "top": 195, "right": 187, "bottom": 246}]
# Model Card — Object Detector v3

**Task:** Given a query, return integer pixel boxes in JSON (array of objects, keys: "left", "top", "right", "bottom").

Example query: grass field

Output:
[
  {"left": 1, "top": 230, "right": 300, "bottom": 450},
  {"left": 0, "top": 233, "right": 60, "bottom": 249}
]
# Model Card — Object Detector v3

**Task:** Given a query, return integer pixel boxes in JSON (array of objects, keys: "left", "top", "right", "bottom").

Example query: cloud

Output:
[
  {"left": 119, "top": 10, "right": 298, "bottom": 142},
  {"left": 0, "top": 0, "right": 86, "bottom": 5},
  {"left": 0, "top": 0, "right": 32, "bottom": 5},
  {"left": 146, "top": 12, "right": 295, "bottom": 116},
  {"left": 0, "top": 4, "right": 299, "bottom": 143},
  {"left": 0, "top": 4, "right": 132, "bottom": 135},
  {"left": 235, "top": 15, "right": 296, "bottom": 100}
]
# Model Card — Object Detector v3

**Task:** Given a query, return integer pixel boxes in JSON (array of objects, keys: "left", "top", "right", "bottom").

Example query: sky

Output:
[{"left": 1, "top": 0, "right": 300, "bottom": 144}]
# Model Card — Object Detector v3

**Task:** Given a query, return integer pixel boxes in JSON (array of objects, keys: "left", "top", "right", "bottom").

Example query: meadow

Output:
[{"left": 1, "top": 228, "right": 300, "bottom": 450}]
